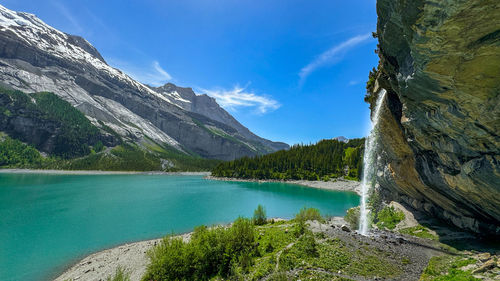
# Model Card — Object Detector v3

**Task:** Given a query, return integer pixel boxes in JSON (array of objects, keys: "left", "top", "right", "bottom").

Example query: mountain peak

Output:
[
  {"left": 0, "top": 4, "right": 289, "bottom": 160},
  {"left": 333, "top": 136, "right": 349, "bottom": 143}
]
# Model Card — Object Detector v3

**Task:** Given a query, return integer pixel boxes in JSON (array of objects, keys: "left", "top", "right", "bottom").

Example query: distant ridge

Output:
[
  {"left": 333, "top": 136, "right": 349, "bottom": 143},
  {"left": 0, "top": 4, "right": 288, "bottom": 161}
]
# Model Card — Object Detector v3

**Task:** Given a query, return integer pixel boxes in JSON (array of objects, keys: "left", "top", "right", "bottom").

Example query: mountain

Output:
[
  {"left": 368, "top": 0, "right": 499, "bottom": 234},
  {"left": 333, "top": 136, "right": 349, "bottom": 143},
  {"left": 0, "top": 4, "right": 288, "bottom": 162}
]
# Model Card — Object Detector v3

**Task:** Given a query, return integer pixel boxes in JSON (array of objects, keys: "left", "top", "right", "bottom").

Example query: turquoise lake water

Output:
[{"left": 0, "top": 173, "right": 360, "bottom": 281}]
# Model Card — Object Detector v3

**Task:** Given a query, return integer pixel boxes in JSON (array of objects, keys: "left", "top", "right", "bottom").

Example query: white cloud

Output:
[
  {"left": 199, "top": 86, "right": 280, "bottom": 114},
  {"left": 51, "top": 1, "right": 83, "bottom": 34},
  {"left": 108, "top": 59, "right": 172, "bottom": 86},
  {"left": 153, "top": 61, "right": 172, "bottom": 81},
  {"left": 299, "top": 33, "right": 372, "bottom": 84}
]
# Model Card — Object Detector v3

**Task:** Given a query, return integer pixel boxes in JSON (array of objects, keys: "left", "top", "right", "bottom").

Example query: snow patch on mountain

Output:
[{"left": 0, "top": 4, "right": 174, "bottom": 108}]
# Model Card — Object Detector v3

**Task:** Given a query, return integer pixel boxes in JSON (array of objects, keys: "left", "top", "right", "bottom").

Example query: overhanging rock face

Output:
[{"left": 372, "top": 0, "right": 500, "bottom": 234}]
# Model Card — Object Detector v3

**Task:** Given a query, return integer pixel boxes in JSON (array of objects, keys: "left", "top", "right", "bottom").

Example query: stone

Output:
[
  {"left": 472, "top": 259, "right": 495, "bottom": 274},
  {"left": 477, "top": 253, "right": 491, "bottom": 262},
  {"left": 341, "top": 225, "right": 351, "bottom": 232}
]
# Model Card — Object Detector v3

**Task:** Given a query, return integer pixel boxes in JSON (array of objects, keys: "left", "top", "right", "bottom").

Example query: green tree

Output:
[
  {"left": 253, "top": 204, "right": 267, "bottom": 225},
  {"left": 212, "top": 139, "right": 365, "bottom": 181}
]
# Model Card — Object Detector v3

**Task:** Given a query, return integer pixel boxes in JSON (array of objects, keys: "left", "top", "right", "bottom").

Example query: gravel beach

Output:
[{"left": 205, "top": 176, "right": 362, "bottom": 195}]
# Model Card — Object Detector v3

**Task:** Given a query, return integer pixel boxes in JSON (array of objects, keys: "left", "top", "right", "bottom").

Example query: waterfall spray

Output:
[{"left": 359, "top": 89, "right": 387, "bottom": 236}]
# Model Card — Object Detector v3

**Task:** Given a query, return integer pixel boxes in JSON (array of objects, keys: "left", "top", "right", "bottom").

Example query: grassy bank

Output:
[{"left": 135, "top": 207, "right": 438, "bottom": 281}]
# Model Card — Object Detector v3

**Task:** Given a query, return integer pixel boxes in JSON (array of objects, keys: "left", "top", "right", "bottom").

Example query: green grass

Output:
[
  {"left": 375, "top": 206, "right": 405, "bottom": 230},
  {"left": 106, "top": 267, "right": 131, "bottom": 281},
  {"left": 420, "top": 255, "right": 479, "bottom": 281},
  {"left": 399, "top": 225, "right": 439, "bottom": 241},
  {"left": 142, "top": 207, "right": 406, "bottom": 280}
]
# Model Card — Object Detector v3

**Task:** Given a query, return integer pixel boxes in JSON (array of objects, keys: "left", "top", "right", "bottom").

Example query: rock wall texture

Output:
[{"left": 372, "top": 0, "right": 500, "bottom": 234}]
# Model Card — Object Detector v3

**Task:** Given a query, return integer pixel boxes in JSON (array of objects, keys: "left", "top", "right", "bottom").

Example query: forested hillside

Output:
[
  {"left": 0, "top": 87, "right": 221, "bottom": 171},
  {"left": 212, "top": 138, "right": 364, "bottom": 181},
  {"left": 0, "top": 87, "right": 110, "bottom": 158}
]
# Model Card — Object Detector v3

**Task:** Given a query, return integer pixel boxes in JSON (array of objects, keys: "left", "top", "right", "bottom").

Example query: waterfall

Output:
[{"left": 359, "top": 89, "right": 387, "bottom": 236}]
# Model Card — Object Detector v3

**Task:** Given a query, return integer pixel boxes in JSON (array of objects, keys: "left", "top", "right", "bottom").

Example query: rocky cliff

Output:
[
  {"left": 0, "top": 5, "right": 288, "bottom": 161},
  {"left": 371, "top": 0, "right": 500, "bottom": 234}
]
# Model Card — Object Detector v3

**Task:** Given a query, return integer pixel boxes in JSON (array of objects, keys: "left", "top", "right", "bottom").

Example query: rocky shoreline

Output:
[
  {"left": 53, "top": 233, "right": 192, "bottom": 281},
  {"left": 0, "top": 169, "right": 210, "bottom": 176},
  {"left": 0, "top": 170, "right": 360, "bottom": 196},
  {"left": 53, "top": 217, "right": 443, "bottom": 281},
  {"left": 205, "top": 176, "right": 362, "bottom": 195}
]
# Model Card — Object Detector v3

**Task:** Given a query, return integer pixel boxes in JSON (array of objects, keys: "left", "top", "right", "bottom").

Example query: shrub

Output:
[
  {"left": 399, "top": 225, "right": 438, "bottom": 240},
  {"left": 106, "top": 266, "right": 130, "bottom": 281},
  {"left": 253, "top": 204, "right": 267, "bottom": 225},
  {"left": 296, "top": 234, "right": 318, "bottom": 257},
  {"left": 295, "top": 207, "right": 323, "bottom": 222},
  {"left": 268, "top": 271, "right": 289, "bottom": 281},
  {"left": 142, "top": 217, "right": 256, "bottom": 280},
  {"left": 344, "top": 207, "right": 360, "bottom": 230},
  {"left": 376, "top": 206, "right": 405, "bottom": 230}
]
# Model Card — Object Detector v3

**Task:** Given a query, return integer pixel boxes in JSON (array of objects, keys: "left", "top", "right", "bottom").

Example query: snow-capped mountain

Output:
[
  {"left": 333, "top": 136, "right": 349, "bottom": 143},
  {"left": 0, "top": 4, "right": 288, "bottom": 160}
]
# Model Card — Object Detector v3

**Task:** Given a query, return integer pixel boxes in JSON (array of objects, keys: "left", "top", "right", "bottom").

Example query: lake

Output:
[{"left": 0, "top": 173, "right": 360, "bottom": 281}]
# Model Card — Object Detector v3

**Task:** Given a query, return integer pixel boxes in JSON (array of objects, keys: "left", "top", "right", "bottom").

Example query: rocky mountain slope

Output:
[
  {"left": 369, "top": 0, "right": 499, "bottom": 234},
  {"left": 0, "top": 4, "right": 288, "bottom": 161}
]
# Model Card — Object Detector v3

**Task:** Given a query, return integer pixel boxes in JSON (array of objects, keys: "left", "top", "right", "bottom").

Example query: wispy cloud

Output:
[
  {"left": 199, "top": 86, "right": 280, "bottom": 114},
  {"left": 108, "top": 59, "right": 172, "bottom": 86},
  {"left": 51, "top": 0, "right": 83, "bottom": 34},
  {"left": 299, "top": 33, "right": 372, "bottom": 84},
  {"left": 153, "top": 61, "right": 172, "bottom": 80}
]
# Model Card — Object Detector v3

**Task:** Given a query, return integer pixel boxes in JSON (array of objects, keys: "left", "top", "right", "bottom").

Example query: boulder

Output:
[
  {"left": 341, "top": 225, "right": 351, "bottom": 232},
  {"left": 472, "top": 259, "right": 495, "bottom": 274}
]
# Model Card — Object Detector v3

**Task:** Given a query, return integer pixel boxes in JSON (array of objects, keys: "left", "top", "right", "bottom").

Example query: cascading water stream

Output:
[{"left": 359, "top": 89, "right": 387, "bottom": 236}]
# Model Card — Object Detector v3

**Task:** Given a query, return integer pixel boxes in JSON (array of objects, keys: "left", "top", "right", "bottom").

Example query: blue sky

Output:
[{"left": 2, "top": 0, "right": 379, "bottom": 145}]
